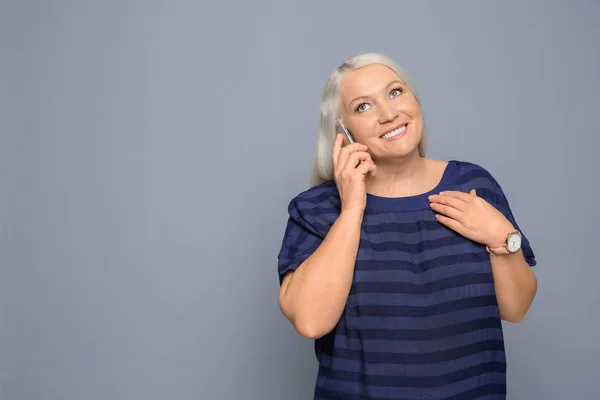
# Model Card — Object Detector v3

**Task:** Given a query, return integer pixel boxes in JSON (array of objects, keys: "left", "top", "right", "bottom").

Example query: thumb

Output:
[
  {"left": 370, "top": 163, "right": 377, "bottom": 177},
  {"left": 469, "top": 189, "right": 477, "bottom": 197}
]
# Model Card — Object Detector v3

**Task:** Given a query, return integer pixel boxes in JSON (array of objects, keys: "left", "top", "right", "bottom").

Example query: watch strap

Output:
[
  {"left": 485, "top": 230, "right": 520, "bottom": 255},
  {"left": 486, "top": 244, "right": 510, "bottom": 254}
]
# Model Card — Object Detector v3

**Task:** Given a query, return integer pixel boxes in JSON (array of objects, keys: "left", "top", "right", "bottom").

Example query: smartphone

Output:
[
  {"left": 339, "top": 119, "right": 355, "bottom": 144},
  {"left": 339, "top": 118, "right": 364, "bottom": 167}
]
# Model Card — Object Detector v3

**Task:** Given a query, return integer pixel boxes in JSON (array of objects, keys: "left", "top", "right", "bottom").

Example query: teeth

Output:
[{"left": 381, "top": 125, "right": 406, "bottom": 139}]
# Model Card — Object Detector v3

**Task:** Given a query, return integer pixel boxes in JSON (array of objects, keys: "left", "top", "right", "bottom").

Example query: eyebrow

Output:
[{"left": 347, "top": 80, "right": 404, "bottom": 110}]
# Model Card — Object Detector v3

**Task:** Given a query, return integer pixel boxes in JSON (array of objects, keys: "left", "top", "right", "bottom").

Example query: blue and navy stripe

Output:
[{"left": 278, "top": 160, "right": 535, "bottom": 399}]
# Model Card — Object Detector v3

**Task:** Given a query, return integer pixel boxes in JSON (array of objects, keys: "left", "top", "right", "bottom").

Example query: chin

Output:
[
  {"left": 373, "top": 146, "right": 419, "bottom": 162},
  {"left": 383, "top": 138, "right": 420, "bottom": 158},
  {"left": 395, "top": 147, "right": 420, "bottom": 159}
]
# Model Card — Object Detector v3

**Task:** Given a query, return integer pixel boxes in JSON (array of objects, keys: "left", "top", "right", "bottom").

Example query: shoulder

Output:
[
  {"left": 451, "top": 160, "right": 502, "bottom": 190},
  {"left": 449, "top": 159, "right": 510, "bottom": 204},
  {"left": 288, "top": 180, "right": 339, "bottom": 210},
  {"left": 286, "top": 180, "right": 341, "bottom": 234}
]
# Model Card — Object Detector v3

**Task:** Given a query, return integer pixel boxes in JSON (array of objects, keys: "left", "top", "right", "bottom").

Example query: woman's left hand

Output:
[{"left": 428, "top": 189, "right": 514, "bottom": 248}]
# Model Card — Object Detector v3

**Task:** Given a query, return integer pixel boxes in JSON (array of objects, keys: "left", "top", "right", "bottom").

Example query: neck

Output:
[{"left": 365, "top": 151, "right": 430, "bottom": 197}]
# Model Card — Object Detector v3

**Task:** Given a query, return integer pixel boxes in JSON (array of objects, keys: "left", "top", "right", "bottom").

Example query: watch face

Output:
[{"left": 507, "top": 232, "right": 522, "bottom": 252}]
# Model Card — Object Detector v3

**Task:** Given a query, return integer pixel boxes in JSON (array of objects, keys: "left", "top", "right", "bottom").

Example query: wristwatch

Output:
[{"left": 486, "top": 230, "right": 522, "bottom": 255}]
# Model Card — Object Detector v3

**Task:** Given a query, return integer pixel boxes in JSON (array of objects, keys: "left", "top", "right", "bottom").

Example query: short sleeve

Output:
[
  {"left": 276, "top": 197, "right": 326, "bottom": 284},
  {"left": 478, "top": 173, "right": 537, "bottom": 267}
]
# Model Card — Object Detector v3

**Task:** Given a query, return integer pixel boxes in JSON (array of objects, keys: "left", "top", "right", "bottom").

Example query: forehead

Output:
[{"left": 340, "top": 64, "right": 402, "bottom": 100}]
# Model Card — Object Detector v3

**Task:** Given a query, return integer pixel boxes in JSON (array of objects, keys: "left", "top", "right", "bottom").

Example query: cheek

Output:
[
  {"left": 399, "top": 93, "right": 421, "bottom": 116},
  {"left": 408, "top": 106, "right": 424, "bottom": 135},
  {"left": 353, "top": 119, "right": 377, "bottom": 139},
  {"left": 408, "top": 100, "right": 422, "bottom": 117}
]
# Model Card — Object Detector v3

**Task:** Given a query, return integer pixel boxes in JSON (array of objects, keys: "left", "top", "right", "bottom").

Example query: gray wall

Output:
[{"left": 1, "top": 1, "right": 598, "bottom": 399}]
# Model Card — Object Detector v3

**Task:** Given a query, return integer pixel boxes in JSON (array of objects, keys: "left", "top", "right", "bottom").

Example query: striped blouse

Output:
[{"left": 277, "top": 160, "right": 536, "bottom": 400}]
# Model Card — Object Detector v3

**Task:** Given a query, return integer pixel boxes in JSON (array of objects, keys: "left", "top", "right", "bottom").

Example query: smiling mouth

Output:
[{"left": 380, "top": 124, "right": 407, "bottom": 139}]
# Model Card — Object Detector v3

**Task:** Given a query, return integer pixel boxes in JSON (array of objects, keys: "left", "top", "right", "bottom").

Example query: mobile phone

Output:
[
  {"left": 339, "top": 119, "right": 355, "bottom": 144},
  {"left": 338, "top": 118, "right": 363, "bottom": 167}
]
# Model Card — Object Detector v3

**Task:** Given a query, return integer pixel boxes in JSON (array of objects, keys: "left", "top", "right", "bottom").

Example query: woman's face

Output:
[{"left": 339, "top": 63, "right": 423, "bottom": 160}]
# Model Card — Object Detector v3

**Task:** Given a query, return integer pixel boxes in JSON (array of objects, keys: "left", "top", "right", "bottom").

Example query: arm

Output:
[
  {"left": 278, "top": 134, "right": 377, "bottom": 339},
  {"left": 429, "top": 188, "right": 538, "bottom": 323},
  {"left": 488, "top": 226, "right": 538, "bottom": 323},
  {"left": 278, "top": 209, "right": 363, "bottom": 339}
]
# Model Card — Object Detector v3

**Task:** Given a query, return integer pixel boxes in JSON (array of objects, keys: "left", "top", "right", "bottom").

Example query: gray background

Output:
[{"left": 1, "top": 1, "right": 599, "bottom": 399}]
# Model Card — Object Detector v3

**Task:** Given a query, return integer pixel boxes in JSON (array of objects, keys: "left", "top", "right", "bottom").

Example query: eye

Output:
[
  {"left": 390, "top": 87, "right": 403, "bottom": 98},
  {"left": 356, "top": 103, "right": 371, "bottom": 112}
]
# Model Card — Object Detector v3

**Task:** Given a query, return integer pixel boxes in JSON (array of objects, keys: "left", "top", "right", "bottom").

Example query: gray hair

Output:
[{"left": 309, "top": 52, "right": 428, "bottom": 187}]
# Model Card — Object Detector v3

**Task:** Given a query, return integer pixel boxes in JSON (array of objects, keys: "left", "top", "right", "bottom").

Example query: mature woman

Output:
[{"left": 277, "top": 52, "right": 537, "bottom": 399}]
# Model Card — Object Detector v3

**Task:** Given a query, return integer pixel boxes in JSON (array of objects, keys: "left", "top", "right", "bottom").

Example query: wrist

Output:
[
  {"left": 487, "top": 222, "right": 516, "bottom": 248},
  {"left": 339, "top": 208, "right": 365, "bottom": 222}
]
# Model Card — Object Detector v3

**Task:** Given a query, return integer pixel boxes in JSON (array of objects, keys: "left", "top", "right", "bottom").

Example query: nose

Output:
[{"left": 378, "top": 101, "right": 399, "bottom": 124}]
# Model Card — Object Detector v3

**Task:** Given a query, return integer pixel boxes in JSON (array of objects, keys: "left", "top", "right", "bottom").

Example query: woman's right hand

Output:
[{"left": 332, "top": 134, "right": 377, "bottom": 214}]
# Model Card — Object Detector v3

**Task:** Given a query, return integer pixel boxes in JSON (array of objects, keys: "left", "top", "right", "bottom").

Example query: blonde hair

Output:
[{"left": 309, "top": 52, "right": 428, "bottom": 187}]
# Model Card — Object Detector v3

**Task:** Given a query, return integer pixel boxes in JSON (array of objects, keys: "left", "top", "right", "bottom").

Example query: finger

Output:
[
  {"left": 340, "top": 142, "right": 368, "bottom": 157},
  {"left": 438, "top": 190, "right": 474, "bottom": 202},
  {"left": 428, "top": 194, "right": 467, "bottom": 211},
  {"left": 368, "top": 161, "right": 377, "bottom": 176},
  {"left": 435, "top": 214, "right": 463, "bottom": 234},
  {"left": 342, "top": 150, "right": 373, "bottom": 172},
  {"left": 332, "top": 134, "right": 343, "bottom": 169},
  {"left": 430, "top": 202, "right": 464, "bottom": 221},
  {"left": 338, "top": 144, "right": 369, "bottom": 171},
  {"left": 355, "top": 160, "right": 376, "bottom": 177}
]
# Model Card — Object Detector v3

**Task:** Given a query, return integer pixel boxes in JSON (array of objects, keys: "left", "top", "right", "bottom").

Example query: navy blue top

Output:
[{"left": 277, "top": 160, "right": 536, "bottom": 400}]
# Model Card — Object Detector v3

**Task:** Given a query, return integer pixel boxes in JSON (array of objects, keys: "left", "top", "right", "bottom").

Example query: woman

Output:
[{"left": 277, "top": 52, "right": 537, "bottom": 399}]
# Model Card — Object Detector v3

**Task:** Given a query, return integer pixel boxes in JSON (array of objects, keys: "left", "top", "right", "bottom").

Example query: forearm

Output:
[
  {"left": 279, "top": 209, "right": 363, "bottom": 339},
  {"left": 490, "top": 250, "right": 537, "bottom": 323}
]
